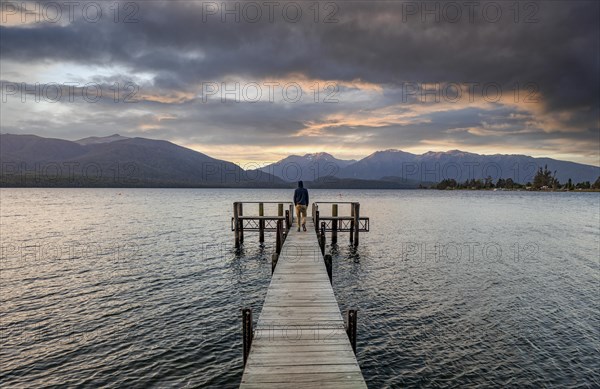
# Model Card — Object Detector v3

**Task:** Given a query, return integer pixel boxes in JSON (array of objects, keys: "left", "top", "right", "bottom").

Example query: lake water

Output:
[{"left": 1, "top": 188, "right": 598, "bottom": 388}]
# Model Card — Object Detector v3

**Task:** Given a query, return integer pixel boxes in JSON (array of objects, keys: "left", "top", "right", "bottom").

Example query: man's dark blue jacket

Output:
[{"left": 294, "top": 181, "right": 309, "bottom": 205}]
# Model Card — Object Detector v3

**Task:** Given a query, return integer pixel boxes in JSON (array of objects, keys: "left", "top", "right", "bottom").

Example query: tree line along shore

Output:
[{"left": 431, "top": 165, "right": 600, "bottom": 191}]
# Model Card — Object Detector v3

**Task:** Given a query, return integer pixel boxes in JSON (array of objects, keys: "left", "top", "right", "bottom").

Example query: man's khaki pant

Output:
[{"left": 295, "top": 204, "right": 307, "bottom": 227}]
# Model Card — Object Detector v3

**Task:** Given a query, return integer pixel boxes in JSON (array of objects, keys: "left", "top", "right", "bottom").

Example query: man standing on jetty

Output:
[{"left": 294, "top": 180, "right": 309, "bottom": 232}]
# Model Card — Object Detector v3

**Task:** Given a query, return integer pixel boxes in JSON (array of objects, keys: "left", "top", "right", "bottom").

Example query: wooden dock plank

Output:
[
  {"left": 240, "top": 217, "right": 367, "bottom": 388},
  {"left": 241, "top": 371, "right": 365, "bottom": 383},
  {"left": 243, "top": 363, "right": 363, "bottom": 374},
  {"left": 240, "top": 382, "right": 366, "bottom": 389}
]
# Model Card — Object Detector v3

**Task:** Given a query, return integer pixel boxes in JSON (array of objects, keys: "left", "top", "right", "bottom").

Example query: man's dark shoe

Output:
[{"left": 302, "top": 224, "right": 307, "bottom": 231}]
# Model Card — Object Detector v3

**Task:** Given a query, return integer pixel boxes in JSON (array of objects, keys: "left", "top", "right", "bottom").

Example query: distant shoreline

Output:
[
  {"left": 430, "top": 188, "right": 600, "bottom": 193},
  {"left": 1, "top": 184, "right": 599, "bottom": 192}
]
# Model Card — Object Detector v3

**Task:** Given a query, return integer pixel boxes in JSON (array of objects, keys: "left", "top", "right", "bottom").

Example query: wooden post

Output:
[
  {"left": 346, "top": 309, "right": 357, "bottom": 354},
  {"left": 289, "top": 204, "right": 294, "bottom": 225},
  {"left": 315, "top": 210, "right": 320, "bottom": 233},
  {"left": 318, "top": 228, "right": 322, "bottom": 248},
  {"left": 242, "top": 308, "right": 253, "bottom": 366},
  {"left": 278, "top": 203, "right": 283, "bottom": 217},
  {"left": 331, "top": 204, "right": 338, "bottom": 245},
  {"left": 276, "top": 219, "right": 283, "bottom": 254},
  {"left": 272, "top": 252, "right": 279, "bottom": 274},
  {"left": 324, "top": 254, "right": 332, "bottom": 285},
  {"left": 349, "top": 203, "right": 355, "bottom": 244},
  {"left": 353, "top": 203, "right": 360, "bottom": 247},
  {"left": 285, "top": 210, "right": 290, "bottom": 231},
  {"left": 320, "top": 221, "right": 326, "bottom": 256},
  {"left": 258, "top": 202, "right": 264, "bottom": 243},
  {"left": 238, "top": 203, "right": 244, "bottom": 244},
  {"left": 233, "top": 202, "right": 240, "bottom": 248}
]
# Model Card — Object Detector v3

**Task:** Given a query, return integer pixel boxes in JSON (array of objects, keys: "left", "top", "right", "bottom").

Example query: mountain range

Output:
[
  {"left": 260, "top": 149, "right": 599, "bottom": 185},
  {"left": 1, "top": 133, "right": 598, "bottom": 188},
  {"left": 0, "top": 134, "right": 283, "bottom": 187}
]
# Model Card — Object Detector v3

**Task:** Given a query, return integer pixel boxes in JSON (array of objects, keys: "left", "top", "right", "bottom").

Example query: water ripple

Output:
[{"left": 1, "top": 188, "right": 598, "bottom": 388}]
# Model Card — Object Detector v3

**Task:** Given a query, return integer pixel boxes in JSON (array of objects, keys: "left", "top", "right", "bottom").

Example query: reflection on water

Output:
[{"left": 1, "top": 188, "right": 598, "bottom": 387}]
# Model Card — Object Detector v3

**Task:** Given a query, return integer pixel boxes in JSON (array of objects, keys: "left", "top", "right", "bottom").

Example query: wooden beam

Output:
[
  {"left": 259, "top": 202, "right": 265, "bottom": 243},
  {"left": 234, "top": 202, "right": 240, "bottom": 248},
  {"left": 242, "top": 308, "right": 253, "bottom": 366},
  {"left": 331, "top": 204, "right": 338, "bottom": 245},
  {"left": 352, "top": 203, "right": 360, "bottom": 246}
]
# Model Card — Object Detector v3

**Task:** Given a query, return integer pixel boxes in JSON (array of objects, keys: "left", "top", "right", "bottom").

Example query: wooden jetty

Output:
[{"left": 234, "top": 202, "right": 369, "bottom": 388}]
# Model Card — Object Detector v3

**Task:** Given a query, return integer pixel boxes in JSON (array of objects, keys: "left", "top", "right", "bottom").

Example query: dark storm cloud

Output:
[
  {"left": 1, "top": 0, "right": 598, "bottom": 163},
  {"left": 2, "top": 1, "right": 598, "bottom": 111}
]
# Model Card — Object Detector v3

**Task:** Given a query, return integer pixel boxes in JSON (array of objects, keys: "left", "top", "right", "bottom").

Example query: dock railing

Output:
[
  {"left": 312, "top": 201, "right": 369, "bottom": 246},
  {"left": 232, "top": 201, "right": 294, "bottom": 251}
]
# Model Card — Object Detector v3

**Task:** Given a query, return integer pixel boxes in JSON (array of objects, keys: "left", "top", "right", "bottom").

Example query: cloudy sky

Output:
[{"left": 1, "top": 0, "right": 599, "bottom": 165}]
